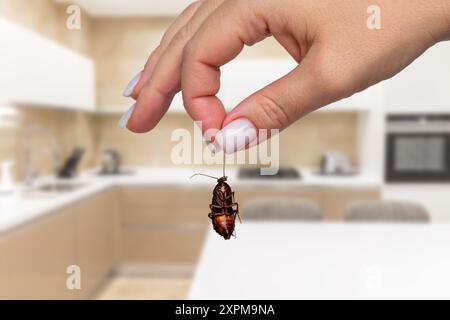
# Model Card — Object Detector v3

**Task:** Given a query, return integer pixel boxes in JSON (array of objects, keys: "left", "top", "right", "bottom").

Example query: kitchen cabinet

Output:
[
  {"left": 238, "top": 187, "right": 323, "bottom": 211},
  {"left": 0, "top": 18, "right": 95, "bottom": 111},
  {"left": 117, "top": 186, "right": 209, "bottom": 264},
  {"left": 122, "top": 227, "right": 207, "bottom": 264},
  {"left": 0, "top": 239, "right": 8, "bottom": 299},
  {"left": 118, "top": 186, "right": 211, "bottom": 225},
  {"left": 322, "top": 187, "right": 381, "bottom": 221},
  {"left": 4, "top": 208, "right": 77, "bottom": 300},
  {"left": 0, "top": 191, "right": 117, "bottom": 299},
  {"left": 73, "top": 190, "right": 117, "bottom": 298}
]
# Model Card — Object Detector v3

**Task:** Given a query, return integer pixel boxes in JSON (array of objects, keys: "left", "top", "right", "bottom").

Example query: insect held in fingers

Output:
[{"left": 190, "top": 153, "right": 241, "bottom": 240}]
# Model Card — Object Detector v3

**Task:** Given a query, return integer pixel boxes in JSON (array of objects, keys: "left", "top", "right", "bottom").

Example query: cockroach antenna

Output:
[
  {"left": 189, "top": 173, "right": 220, "bottom": 180},
  {"left": 190, "top": 151, "right": 228, "bottom": 181}
]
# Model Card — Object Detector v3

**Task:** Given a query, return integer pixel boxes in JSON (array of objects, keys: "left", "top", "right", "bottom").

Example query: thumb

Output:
[{"left": 216, "top": 46, "right": 351, "bottom": 153}]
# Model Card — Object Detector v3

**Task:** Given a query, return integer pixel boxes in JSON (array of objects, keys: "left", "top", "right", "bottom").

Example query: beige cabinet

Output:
[
  {"left": 122, "top": 227, "right": 207, "bottom": 264},
  {"left": 73, "top": 190, "right": 117, "bottom": 298},
  {"left": 0, "top": 191, "right": 117, "bottom": 300},
  {"left": 118, "top": 186, "right": 209, "bottom": 264},
  {"left": 4, "top": 209, "right": 77, "bottom": 300},
  {"left": 0, "top": 239, "right": 8, "bottom": 299},
  {"left": 238, "top": 187, "right": 322, "bottom": 209},
  {"left": 322, "top": 188, "right": 381, "bottom": 221},
  {"left": 118, "top": 186, "right": 211, "bottom": 225}
]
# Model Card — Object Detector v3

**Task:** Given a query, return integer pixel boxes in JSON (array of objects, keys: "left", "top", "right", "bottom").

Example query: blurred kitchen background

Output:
[{"left": 1, "top": 0, "right": 450, "bottom": 300}]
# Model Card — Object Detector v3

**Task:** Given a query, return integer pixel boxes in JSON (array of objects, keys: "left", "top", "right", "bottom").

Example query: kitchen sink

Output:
[
  {"left": 96, "top": 169, "right": 135, "bottom": 176},
  {"left": 34, "top": 182, "right": 86, "bottom": 192},
  {"left": 23, "top": 181, "right": 87, "bottom": 198}
]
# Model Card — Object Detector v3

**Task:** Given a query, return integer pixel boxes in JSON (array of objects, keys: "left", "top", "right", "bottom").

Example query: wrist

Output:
[
  {"left": 435, "top": 0, "right": 450, "bottom": 41},
  {"left": 443, "top": 0, "right": 450, "bottom": 40}
]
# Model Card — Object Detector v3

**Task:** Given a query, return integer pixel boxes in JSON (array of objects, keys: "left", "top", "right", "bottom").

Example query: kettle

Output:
[
  {"left": 100, "top": 150, "right": 122, "bottom": 175},
  {"left": 320, "top": 152, "right": 353, "bottom": 175}
]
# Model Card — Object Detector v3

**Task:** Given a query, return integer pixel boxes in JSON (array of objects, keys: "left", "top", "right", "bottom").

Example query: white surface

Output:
[
  {"left": 55, "top": 0, "right": 193, "bottom": 17},
  {"left": 0, "top": 18, "right": 95, "bottom": 111},
  {"left": 189, "top": 222, "right": 450, "bottom": 299},
  {"left": 384, "top": 42, "right": 450, "bottom": 112},
  {"left": 383, "top": 185, "right": 450, "bottom": 223},
  {"left": 0, "top": 167, "right": 380, "bottom": 235},
  {"left": 357, "top": 109, "right": 385, "bottom": 177}
]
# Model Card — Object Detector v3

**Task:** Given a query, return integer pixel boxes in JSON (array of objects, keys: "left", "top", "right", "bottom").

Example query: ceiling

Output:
[{"left": 55, "top": 0, "right": 194, "bottom": 17}]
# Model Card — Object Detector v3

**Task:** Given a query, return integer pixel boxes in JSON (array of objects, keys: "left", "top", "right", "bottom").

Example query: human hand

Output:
[{"left": 120, "top": 0, "right": 450, "bottom": 153}]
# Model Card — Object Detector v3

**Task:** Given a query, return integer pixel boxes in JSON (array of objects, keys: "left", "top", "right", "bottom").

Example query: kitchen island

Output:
[{"left": 189, "top": 222, "right": 450, "bottom": 299}]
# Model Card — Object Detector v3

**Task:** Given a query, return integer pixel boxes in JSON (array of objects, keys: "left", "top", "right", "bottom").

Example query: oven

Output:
[{"left": 386, "top": 114, "right": 450, "bottom": 182}]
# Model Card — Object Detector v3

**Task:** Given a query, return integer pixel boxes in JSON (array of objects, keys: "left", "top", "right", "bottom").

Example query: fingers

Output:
[
  {"left": 184, "top": 8, "right": 352, "bottom": 154},
  {"left": 181, "top": 0, "right": 271, "bottom": 139},
  {"left": 127, "top": 0, "right": 224, "bottom": 133},
  {"left": 127, "top": 0, "right": 204, "bottom": 100},
  {"left": 219, "top": 45, "right": 357, "bottom": 153}
]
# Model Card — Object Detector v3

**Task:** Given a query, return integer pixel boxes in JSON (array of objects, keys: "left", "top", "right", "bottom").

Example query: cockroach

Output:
[{"left": 190, "top": 154, "right": 241, "bottom": 240}]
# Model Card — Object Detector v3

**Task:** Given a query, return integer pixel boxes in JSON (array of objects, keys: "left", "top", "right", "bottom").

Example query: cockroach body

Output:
[
  {"left": 191, "top": 153, "right": 240, "bottom": 240},
  {"left": 208, "top": 176, "right": 240, "bottom": 240},
  {"left": 190, "top": 174, "right": 241, "bottom": 240}
]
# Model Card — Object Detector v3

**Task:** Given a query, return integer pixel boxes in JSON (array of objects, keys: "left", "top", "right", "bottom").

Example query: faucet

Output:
[{"left": 22, "top": 124, "right": 61, "bottom": 187}]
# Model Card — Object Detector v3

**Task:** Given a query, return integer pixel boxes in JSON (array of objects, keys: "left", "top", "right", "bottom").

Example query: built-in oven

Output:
[{"left": 386, "top": 114, "right": 450, "bottom": 182}]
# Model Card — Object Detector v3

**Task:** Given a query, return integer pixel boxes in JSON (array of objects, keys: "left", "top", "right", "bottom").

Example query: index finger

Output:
[{"left": 181, "top": 0, "right": 269, "bottom": 138}]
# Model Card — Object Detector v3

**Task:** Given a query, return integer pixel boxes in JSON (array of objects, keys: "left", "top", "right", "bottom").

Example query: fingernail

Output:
[
  {"left": 118, "top": 103, "right": 136, "bottom": 129},
  {"left": 202, "top": 128, "right": 218, "bottom": 155},
  {"left": 123, "top": 71, "right": 143, "bottom": 97},
  {"left": 205, "top": 140, "right": 216, "bottom": 154},
  {"left": 215, "top": 118, "right": 257, "bottom": 154}
]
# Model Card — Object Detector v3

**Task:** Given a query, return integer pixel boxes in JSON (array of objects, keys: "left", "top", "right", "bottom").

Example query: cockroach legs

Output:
[{"left": 232, "top": 203, "right": 241, "bottom": 223}]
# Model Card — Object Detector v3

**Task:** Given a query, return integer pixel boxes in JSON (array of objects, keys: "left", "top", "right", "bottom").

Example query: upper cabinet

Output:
[
  {"left": 0, "top": 18, "right": 95, "bottom": 111},
  {"left": 384, "top": 42, "right": 450, "bottom": 113}
]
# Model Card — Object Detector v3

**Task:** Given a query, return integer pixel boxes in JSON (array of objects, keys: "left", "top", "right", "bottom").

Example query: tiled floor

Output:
[{"left": 95, "top": 276, "right": 191, "bottom": 300}]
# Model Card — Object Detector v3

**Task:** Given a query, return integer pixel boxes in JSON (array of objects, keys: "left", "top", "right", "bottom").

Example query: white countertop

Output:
[
  {"left": 0, "top": 167, "right": 380, "bottom": 235},
  {"left": 189, "top": 222, "right": 450, "bottom": 300}
]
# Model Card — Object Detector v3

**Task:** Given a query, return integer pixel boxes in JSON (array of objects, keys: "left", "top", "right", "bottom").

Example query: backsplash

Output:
[
  {"left": 97, "top": 112, "right": 358, "bottom": 169},
  {"left": 0, "top": 107, "right": 96, "bottom": 180}
]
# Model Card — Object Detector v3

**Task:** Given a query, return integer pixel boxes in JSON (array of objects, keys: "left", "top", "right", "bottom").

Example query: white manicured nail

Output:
[
  {"left": 118, "top": 103, "right": 136, "bottom": 129},
  {"left": 123, "top": 71, "right": 143, "bottom": 97},
  {"left": 205, "top": 140, "right": 216, "bottom": 154},
  {"left": 215, "top": 118, "right": 257, "bottom": 154}
]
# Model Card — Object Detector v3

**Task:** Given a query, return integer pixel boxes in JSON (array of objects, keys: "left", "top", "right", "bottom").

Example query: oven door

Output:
[{"left": 386, "top": 133, "right": 450, "bottom": 182}]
